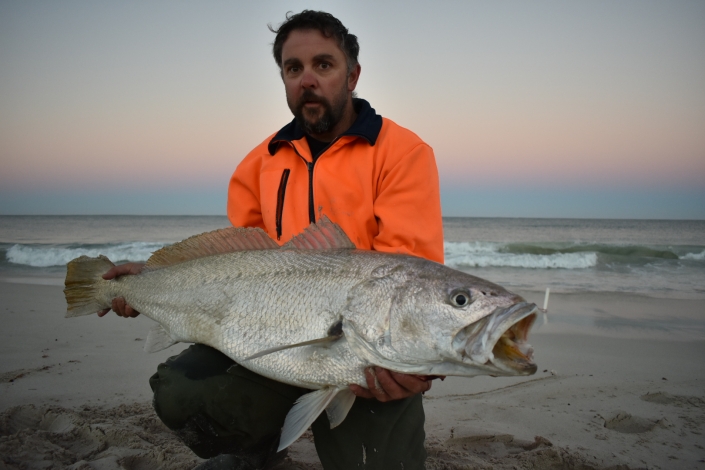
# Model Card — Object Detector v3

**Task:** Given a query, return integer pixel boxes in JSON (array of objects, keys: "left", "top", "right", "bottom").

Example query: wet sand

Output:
[{"left": 1, "top": 282, "right": 704, "bottom": 469}]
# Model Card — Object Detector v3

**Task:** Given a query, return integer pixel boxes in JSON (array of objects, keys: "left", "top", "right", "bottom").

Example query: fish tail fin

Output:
[{"left": 64, "top": 255, "right": 114, "bottom": 317}]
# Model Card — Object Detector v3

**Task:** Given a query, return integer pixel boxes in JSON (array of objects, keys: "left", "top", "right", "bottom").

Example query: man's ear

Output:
[{"left": 348, "top": 63, "right": 361, "bottom": 91}]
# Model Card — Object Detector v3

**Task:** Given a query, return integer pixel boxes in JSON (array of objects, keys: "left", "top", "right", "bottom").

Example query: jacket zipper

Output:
[
  {"left": 275, "top": 169, "right": 290, "bottom": 240},
  {"left": 305, "top": 140, "right": 337, "bottom": 224},
  {"left": 306, "top": 161, "right": 315, "bottom": 224},
  {"left": 284, "top": 139, "right": 338, "bottom": 227}
]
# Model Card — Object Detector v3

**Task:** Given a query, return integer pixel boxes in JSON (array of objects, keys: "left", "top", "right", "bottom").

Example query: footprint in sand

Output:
[
  {"left": 0, "top": 404, "right": 201, "bottom": 469},
  {"left": 641, "top": 391, "right": 705, "bottom": 408},
  {"left": 0, "top": 365, "right": 54, "bottom": 383},
  {"left": 603, "top": 411, "right": 658, "bottom": 433}
]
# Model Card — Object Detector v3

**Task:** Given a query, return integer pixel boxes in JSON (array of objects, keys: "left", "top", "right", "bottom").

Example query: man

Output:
[{"left": 102, "top": 11, "right": 444, "bottom": 470}]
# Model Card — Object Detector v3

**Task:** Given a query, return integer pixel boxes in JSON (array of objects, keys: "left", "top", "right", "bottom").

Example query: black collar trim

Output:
[{"left": 267, "top": 98, "right": 383, "bottom": 156}]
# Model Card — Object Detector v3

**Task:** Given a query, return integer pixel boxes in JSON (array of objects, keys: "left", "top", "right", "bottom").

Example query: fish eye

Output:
[{"left": 449, "top": 290, "right": 471, "bottom": 308}]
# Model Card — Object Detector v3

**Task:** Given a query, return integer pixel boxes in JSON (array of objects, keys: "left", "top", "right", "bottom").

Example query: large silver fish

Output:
[{"left": 64, "top": 217, "right": 537, "bottom": 450}]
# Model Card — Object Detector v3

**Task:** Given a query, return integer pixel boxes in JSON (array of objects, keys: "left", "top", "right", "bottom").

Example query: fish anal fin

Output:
[
  {"left": 282, "top": 216, "right": 355, "bottom": 250},
  {"left": 144, "top": 226, "right": 278, "bottom": 271},
  {"left": 145, "top": 324, "right": 178, "bottom": 352},
  {"left": 278, "top": 387, "right": 345, "bottom": 451},
  {"left": 325, "top": 388, "right": 356, "bottom": 429}
]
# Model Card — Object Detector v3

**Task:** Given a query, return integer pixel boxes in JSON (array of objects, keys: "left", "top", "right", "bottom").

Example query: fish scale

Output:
[{"left": 106, "top": 249, "right": 370, "bottom": 387}]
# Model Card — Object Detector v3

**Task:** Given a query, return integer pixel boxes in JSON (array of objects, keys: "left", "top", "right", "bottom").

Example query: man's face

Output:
[{"left": 281, "top": 29, "right": 360, "bottom": 139}]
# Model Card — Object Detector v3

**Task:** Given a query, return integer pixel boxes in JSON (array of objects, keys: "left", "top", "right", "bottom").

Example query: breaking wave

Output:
[
  {"left": 4, "top": 240, "right": 703, "bottom": 271},
  {"left": 5, "top": 242, "right": 165, "bottom": 267},
  {"left": 683, "top": 249, "right": 705, "bottom": 261},
  {"left": 444, "top": 241, "right": 703, "bottom": 270},
  {"left": 444, "top": 242, "right": 597, "bottom": 269}
]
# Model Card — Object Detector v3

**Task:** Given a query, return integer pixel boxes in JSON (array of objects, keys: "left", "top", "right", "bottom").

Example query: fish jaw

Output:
[
  {"left": 452, "top": 302, "right": 538, "bottom": 376},
  {"left": 491, "top": 312, "right": 537, "bottom": 375},
  {"left": 342, "top": 304, "right": 538, "bottom": 379}
]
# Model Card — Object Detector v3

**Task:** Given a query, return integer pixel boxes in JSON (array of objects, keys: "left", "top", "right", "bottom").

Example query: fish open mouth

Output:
[
  {"left": 491, "top": 312, "right": 537, "bottom": 374},
  {"left": 455, "top": 302, "right": 538, "bottom": 376}
]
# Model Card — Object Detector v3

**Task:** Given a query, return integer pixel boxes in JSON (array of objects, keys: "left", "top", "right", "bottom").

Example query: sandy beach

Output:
[{"left": 1, "top": 281, "right": 704, "bottom": 469}]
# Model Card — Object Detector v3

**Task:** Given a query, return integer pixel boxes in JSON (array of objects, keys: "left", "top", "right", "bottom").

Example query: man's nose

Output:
[{"left": 300, "top": 69, "right": 317, "bottom": 88}]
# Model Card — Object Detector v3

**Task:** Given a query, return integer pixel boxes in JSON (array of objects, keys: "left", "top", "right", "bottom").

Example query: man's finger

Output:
[
  {"left": 389, "top": 371, "right": 433, "bottom": 395},
  {"left": 362, "top": 367, "right": 391, "bottom": 402},
  {"left": 374, "top": 367, "right": 409, "bottom": 400},
  {"left": 102, "top": 262, "right": 145, "bottom": 280},
  {"left": 125, "top": 304, "right": 138, "bottom": 318},
  {"left": 113, "top": 297, "right": 127, "bottom": 317},
  {"left": 350, "top": 368, "right": 434, "bottom": 401},
  {"left": 349, "top": 383, "right": 374, "bottom": 399},
  {"left": 102, "top": 267, "right": 118, "bottom": 280}
]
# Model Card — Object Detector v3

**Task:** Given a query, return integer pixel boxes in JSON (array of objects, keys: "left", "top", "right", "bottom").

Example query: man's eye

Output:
[{"left": 319, "top": 63, "right": 330, "bottom": 69}]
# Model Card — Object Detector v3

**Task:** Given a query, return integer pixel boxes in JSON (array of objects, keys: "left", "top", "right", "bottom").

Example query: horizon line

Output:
[{"left": 1, "top": 213, "right": 703, "bottom": 222}]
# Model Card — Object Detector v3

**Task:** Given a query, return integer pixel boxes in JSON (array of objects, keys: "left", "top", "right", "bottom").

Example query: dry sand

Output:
[{"left": 1, "top": 282, "right": 704, "bottom": 469}]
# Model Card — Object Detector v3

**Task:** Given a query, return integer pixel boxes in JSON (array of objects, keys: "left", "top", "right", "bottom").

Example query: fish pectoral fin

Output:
[
  {"left": 278, "top": 387, "right": 346, "bottom": 451},
  {"left": 243, "top": 336, "right": 338, "bottom": 361},
  {"left": 144, "top": 324, "right": 178, "bottom": 353},
  {"left": 244, "top": 326, "right": 343, "bottom": 361},
  {"left": 325, "top": 388, "right": 356, "bottom": 429}
]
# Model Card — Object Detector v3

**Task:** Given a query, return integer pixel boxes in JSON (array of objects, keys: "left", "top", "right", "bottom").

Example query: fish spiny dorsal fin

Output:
[
  {"left": 281, "top": 216, "right": 355, "bottom": 250},
  {"left": 144, "top": 226, "right": 279, "bottom": 271}
]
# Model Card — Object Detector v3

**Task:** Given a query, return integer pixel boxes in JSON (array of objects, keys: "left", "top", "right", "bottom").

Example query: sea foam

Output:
[
  {"left": 5, "top": 240, "right": 698, "bottom": 271},
  {"left": 682, "top": 249, "right": 705, "bottom": 261},
  {"left": 6, "top": 243, "right": 165, "bottom": 267},
  {"left": 444, "top": 241, "right": 597, "bottom": 269}
]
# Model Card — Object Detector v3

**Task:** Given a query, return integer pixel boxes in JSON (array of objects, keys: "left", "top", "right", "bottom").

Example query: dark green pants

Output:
[{"left": 149, "top": 344, "right": 426, "bottom": 469}]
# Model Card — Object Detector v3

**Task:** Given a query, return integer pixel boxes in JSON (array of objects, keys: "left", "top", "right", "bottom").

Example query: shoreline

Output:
[{"left": 1, "top": 283, "right": 704, "bottom": 469}]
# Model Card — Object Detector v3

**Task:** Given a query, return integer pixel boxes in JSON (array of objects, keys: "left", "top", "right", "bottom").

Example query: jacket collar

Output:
[{"left": 267, "top": 98, "right": 383, "bottom": 156}]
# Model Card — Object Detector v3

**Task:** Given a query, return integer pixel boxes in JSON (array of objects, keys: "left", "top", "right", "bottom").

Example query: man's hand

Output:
[
  {"left": 349, "top": 367, "right": 435, "bottom": 402},
  {"left": 97, "top": 262, "right": 145, "bottom": 318}
]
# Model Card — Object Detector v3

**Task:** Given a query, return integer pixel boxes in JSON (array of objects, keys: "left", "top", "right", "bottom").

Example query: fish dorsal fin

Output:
[
  {"left": 144, "top": 226, "right": 279, "bottom": 271},
  {"left": 144, "top": 217, "right": 352, "bottom": 271},
  {"left": 282, "top": 216, "right": 355, "bottom": 250}
]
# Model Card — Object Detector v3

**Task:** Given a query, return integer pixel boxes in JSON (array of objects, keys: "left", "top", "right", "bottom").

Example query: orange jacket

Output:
[{"left": 227, "top": 99, "right": 444, "bottom": 263}]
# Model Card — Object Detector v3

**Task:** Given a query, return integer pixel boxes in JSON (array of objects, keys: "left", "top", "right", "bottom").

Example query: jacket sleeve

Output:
[
  {"left": 372, "top": 142, "right": 445, "bottom": 264},
  {"left": 227, "top": 151, "right": 266, "bottom": 231}
]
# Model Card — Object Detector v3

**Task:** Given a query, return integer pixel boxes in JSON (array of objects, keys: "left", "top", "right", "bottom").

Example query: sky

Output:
[{"left": 1, "top": 0, "right": 704, "bottom": 219}]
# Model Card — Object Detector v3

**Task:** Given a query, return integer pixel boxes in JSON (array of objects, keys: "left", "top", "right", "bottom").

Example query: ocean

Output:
[
  {"left": 1, "top": 215, "right": 704, "bottom": 338},
  {"left": 1, "top": 215, "right": 703, "bottom": 298}
]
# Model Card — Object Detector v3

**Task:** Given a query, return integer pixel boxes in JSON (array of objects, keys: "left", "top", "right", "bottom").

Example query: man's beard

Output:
[{"left": 289, "top": 85, "right": 348, "bottom": 136}]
